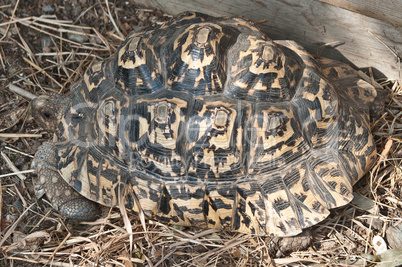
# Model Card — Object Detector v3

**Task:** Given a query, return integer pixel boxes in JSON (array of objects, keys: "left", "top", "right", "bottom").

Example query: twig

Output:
[
  {"left": 0, "top": 133, "right": 42, "bottom": 138},
  {"left": 17, "top": 20, "right": 106, "bottom": 51},
  {"left": 14, "top": 18, "right": 36, "bottom": 63},
  {"left": 105, "top": 0, "right": 124, "bottom": 39},
  {"left": 0, "top": 0, "right": 19, "bottom": 42},
  {"left": 7, "top": 84, "right": 38, "bottom": 99},
  {"left": 0, "top": 44, "right": 6, "bottom": 71},
  {"left": 0, "top": 151, "right": 28, "bottom": 182},
  {"left": 5, "top": 146, "right": 34, "bottom": 158},
  {"left": 74, "top": 2, "right": 101, "bottom": 24},
  {"left": 372, "top": 139, "right": 393, "bottom": 174},
  {"left": 0, "top": 203, "right": 35, "bottom": 248},
  {"left": 368, "top": 30, "right": 401, "bottom": 81},
  {"left": 368, "top": 30, "right": 401, "bottom": 61},
  {"left": 23, "top": 57, "right": 63, "bottom": 88},
  {"left": 0, "top": 169, "right": 35, "bottom": 178}
]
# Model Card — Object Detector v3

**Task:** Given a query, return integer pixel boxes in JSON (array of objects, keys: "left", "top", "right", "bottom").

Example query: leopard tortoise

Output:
[{"left": 31, "top": 12, "right": 379, "bottom": 237}]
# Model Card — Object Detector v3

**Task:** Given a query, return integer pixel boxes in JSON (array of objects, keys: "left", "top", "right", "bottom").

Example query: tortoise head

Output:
[{"left": 31, "top": 94, "right": 71, "bottom": 132}]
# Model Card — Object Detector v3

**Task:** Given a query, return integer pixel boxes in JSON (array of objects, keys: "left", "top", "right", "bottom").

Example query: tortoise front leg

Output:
[{"left": 32, "top": 142, "right": 100, "bottom": 221}]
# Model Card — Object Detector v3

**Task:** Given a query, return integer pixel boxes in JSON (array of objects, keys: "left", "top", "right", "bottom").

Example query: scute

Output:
[
  {"left": 53, "top": 12, "right": 377, "bottom": 236},
  {"left": 132, "top": 90, "right": 190, "bottom": 177},
  {"left": 186, "top": 95, "right": 247, "bottom": 180}
]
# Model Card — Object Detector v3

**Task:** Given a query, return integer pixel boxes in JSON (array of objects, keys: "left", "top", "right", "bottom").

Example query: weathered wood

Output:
[
  {"left": 134, "top": 0, "right": 402, "bottom": 81},
  {"left": 319, "top": 0, "right": 402, "bottom": 26}
]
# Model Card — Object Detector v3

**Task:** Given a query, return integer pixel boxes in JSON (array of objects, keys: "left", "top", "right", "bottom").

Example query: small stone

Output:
[
  {"left": 137, "top": 10, "right": 148, "bottom": 22},
  {"left": 13, "top": 199, "right": 23, "bottom": 210},
  {"left": 72, "top": 6, "right": 82, "bottom": 17},
  {"left": 89, "top": 36, "right": 102, "bottom": 45},
  {"left": 6, "top": 65, "right": 16, "bottom": 75},
  {"left": 67, "top": 28, "right": 89, "bottom": 43},
  {"left": 42, "top": 5, "right": 55, "bottom": 13},
  {"left": 14, "top": 157, "right": 26, "bottom": 168}
]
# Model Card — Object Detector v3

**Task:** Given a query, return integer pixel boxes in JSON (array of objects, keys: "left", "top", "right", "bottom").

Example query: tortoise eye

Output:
[{"left": 42, "top": 111, "right": 52, "bottom": 119}]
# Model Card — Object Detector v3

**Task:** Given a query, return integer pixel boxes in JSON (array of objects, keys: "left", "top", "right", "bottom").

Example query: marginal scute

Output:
[
  {"left": 32, "top": 11, "right": 378, "bottom": 236},
  {"left": 154, "top": 182, "right": 208, "bottom": 227},
  {"left": 205, "top": 183, "right": 235, "bottom": 229},
  {"left": 83, "top": 61, "right": 106, "bottom": 94},
  {"left": 118, "top": 37, "right": 142, "bottom": 68}
]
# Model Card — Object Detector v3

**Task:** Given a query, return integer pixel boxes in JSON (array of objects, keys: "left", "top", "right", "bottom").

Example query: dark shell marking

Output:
[{"left": 47, "top": 12, "right": 376, "bottom": 236}]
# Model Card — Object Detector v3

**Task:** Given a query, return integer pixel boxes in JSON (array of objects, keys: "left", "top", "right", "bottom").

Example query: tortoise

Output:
[{"left": 31, "top": 11, "right": 379, "bottom": 237}]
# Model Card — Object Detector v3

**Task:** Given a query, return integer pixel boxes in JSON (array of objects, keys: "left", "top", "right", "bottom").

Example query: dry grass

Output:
[{"left": 0, "top": 1, "right": 401, "bottom": 266}]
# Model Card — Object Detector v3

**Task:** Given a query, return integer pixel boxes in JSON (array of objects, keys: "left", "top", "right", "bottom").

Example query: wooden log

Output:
[{"left": 135, "top": 0, "right": 402, "bottom": 81}]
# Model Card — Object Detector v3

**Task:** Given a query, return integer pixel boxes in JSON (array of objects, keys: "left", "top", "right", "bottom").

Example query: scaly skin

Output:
[
  {"left": 31, "top": 141, "right": 100, "bottom": 221},
  {"left": 31, "top": 96, "right": 100, "bottom": 221}
]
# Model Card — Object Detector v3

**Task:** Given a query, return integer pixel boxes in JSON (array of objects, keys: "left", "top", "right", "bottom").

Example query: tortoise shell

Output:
[{"left": 53, "top": 12, "right": 377, "bottom": 236}]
